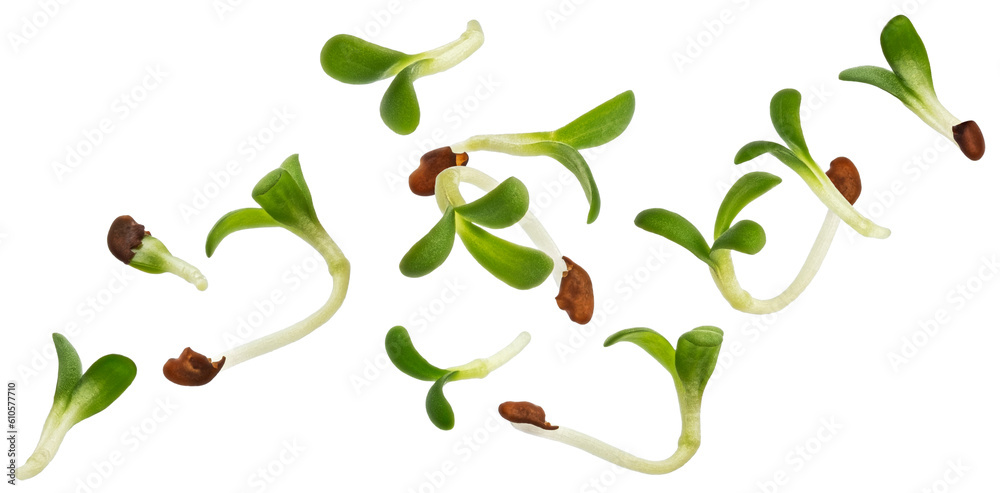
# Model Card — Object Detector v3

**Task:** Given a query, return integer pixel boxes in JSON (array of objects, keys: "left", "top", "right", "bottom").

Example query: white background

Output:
[{"left": 2, "top": 0, "right": 998, "bottom": 492}]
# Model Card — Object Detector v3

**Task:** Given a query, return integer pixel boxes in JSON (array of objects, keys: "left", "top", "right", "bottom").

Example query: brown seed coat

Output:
[
  {"left": 409, "top": 147, "right": 469, "bottom": 196},
  {"left": 498, "top": 401, "right": 558, "bottom": 430},
  {"left": 107, "top": 215, "right": 149, "bottom": 264},
  {"left": 163, "top": 347, "right": 225, "bottom": 386},
  {"left": 555, "top": 256, "right": 595, "bottom": 324},
  {"left": 826, "top": 157, "right": 862, "bottom": 205},
  {"left": 953, "top": 121, "right": 985, "bottom": 161}
]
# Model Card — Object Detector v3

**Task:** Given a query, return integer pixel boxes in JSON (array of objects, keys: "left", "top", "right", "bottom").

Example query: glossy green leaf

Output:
[
  {"left": 714, "top": 172, "right": 782, "bottom": 239},
  {"left": 634, "top": 209, "right": 712, "bottom": 265},
  {"left": 734, "top": 141, "right": 818, "bottom": 186},
  {"left": 839, "top": 66, "right": 910, "bottom": 103},
  {"left": 380, "top": 61, "right": 425, "bottom": 135},
  {"left": 279, "top": 154, "right": 316, "bottom": 219},
  {"left": 385, "top": 326, "right": 448, "bottom": 381},
  {"left": 426, "top": 371, "right": 458, "bottom": 430},
  {"left": 205, "top": 208, "right": 280, "bottom": 257},
  {"left": 67, "top": 354, "right": 137, "bottom": 424},
  {"left": 520, "top": 141, "right": 601, "bottom": 223},
  {"left": 551, "top": 90, "right": 636, "bottom": 149},
  {"left": 675, "top": 326, "right": 723, "bottom": 395},
  {"left": 880, "top": 15, "right": 935, "bottom": 95},
  {"left": 712, "top": 220, "right": 766, "bottom": 256},
  {"left": 400, "top": 208, "right": 456, "bottom": 278},
  {"left": 604, "top": 328, "right": 677, "bottom": 377},
  {"left": 456, "top": 217, "right": 553, "bottom": 290},
  {"left": 454, "top": 177, "right": 529, "bottom": 229},
  {"left": 770, "top": 89, "right": 812, "bottom": 162},
  {"left": 252, "top": 165, "right": 316, "bottom": 231},
  {"left": 52, "top": 334, "right": 82, "bottom": 405},
  {"left": 319, "top": 34, "right": 410, "bottom": 84}
]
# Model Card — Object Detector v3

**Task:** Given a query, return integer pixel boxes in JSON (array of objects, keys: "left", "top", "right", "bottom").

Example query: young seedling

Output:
[
  {"left": 400, "top": 165, "right": 594, "bottom": 324},
  {"left": 107, "top": 215, "right": 208, "bottom": 291},
  {"left": 410, "top": 90, "right": 635, "bottom": 224},
  {"left": 735, "top": 88, "right": 891, "bottom": 239},
  {"left": 840, "top": 15, "right": 985, "bottom": 160},
  {"left": 499, "top": 326, "right": 723, "bottom": 475},
  {"left": 16, "top": 334, "right": 136, "bottom": 480},
  {"left": 320, "top": 20, "right": 484, "bottom": 135},
  {"left": 386, "top": 326, "right": 530, "bottom": 430},
  {"left": 635, "top": 161, "right": 862, "bottom": 314},
  {"left": 163, "top": 154, "right": 350, "bottom": 386}
]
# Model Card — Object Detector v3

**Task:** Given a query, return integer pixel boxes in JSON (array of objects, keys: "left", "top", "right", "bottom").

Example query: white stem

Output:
[
  {"left": 161, "top": 254, "right": 209, "bottom": 291},
  {"left": 804, "top": 176, "right": 889, "bottom": 239},
  {"left": 218, "top": 226, "right": 349, "bottom": 368},
  {"left": 448, "top": 331, "right": 531, "bottom": 380},
  {"left": 435, "top": 166, "right": 567, "bottom": 285},
  {"left": 710, "top": 210, "right": 841, "bottom": 314},
  {"left": 451, "top": 132, "right": 546, "bottom": 155},
  {"left": 16, "top": 412, "right": 72, "bottom": 480},
  {"left": 412, "top": 20, "right": 484, "bottom": 79}
]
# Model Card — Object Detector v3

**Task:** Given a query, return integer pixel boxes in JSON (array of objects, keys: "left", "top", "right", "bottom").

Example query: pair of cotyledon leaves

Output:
[
  {"left": 320, "top": 21, "right": 484, "bottom": 135},
  {"left": 398, "top": 175, "right": 554, "bottom": 290},
  {"left": 206, "top": 154, "right": 320, "bottom": 257}
]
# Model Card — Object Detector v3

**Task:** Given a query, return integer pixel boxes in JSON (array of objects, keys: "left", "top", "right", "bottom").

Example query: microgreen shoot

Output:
[
  {"left": 635, "top": 159, "right": 865, "bottom": 314},
  {"left": 400, "top": 165, "right": 594, "bottom": 324},
  {"left": 735, "top": 89, "right": 890, "bottom": 239},
  {"left": 500, "top": 326, "right": 723, "bottom": 474},
  {"left": 16, "top": 334, "right": 136, "bottom": 480},
  {"left": 386, "top": 326, "right": 530, "bottom": 430},
  {"left": 840, "top": 15, "right": 985, "bottom": 160},
  {"left": 320, "top": 20, "right": 484, "bottom": 135},
  {"left": 411, "top": 90, "right": 636, "bottom": 224},
  {"left": 107, "top": 215, "right": 208, "bottom": 291},
  {"left": 163, "top": 154, "right": 350, "bottom": 386}
]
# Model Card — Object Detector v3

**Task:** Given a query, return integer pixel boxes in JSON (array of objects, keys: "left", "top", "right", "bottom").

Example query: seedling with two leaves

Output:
[
  {"left": 320, "top": 20, "right": 484, "bottom": 135},
  {"left": 499, "top": 326, "right": 723, "bottom": 475},
  {"left": 386, "top": 326, "right": 529, "bottom": 430},
  {"left": 637, "top": 89, "right": 882, "bottom": 314}
]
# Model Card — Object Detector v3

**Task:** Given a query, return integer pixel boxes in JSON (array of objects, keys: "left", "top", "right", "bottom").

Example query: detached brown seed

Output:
[
  {"left": 409, "top": 146, "right": 469, "bottom": 196},
  {"left": 107, "top": 215, "right": 149, "bottom": 264},
  {"left": 163, "top": 347, "right": 225, "bottom": 386},
  {"left": 953, "top": 121, "right": 985, "bottom": 161},
  {"left": 826, "top": 157, "right": 862, "bottom": 205},
  {"left": 555, "top": 256, "right": 595, "bottom": 325},
  {"left": 498, "top": 401, "right": 558, "bottom": 430}
]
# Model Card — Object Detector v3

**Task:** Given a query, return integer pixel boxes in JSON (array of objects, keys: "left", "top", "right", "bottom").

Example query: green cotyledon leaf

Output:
[
  {"left": 66, "top": 354, "right": 137, "bottom": 424},
  {"left": 380, "top": 61, "right": 427, "bottom": 135},
  {"left": 385, "top": 326, "right": 449, "bottom": 381},
  {"left": 880, "top": 15, "right": 935, "bottom": 97},
  {"left": 426, "top": 371, "right": 458, "bottom": 430},
  {"left": 634, "top": 209, "right": 712, "bottom": 265},
  {"left": 769, "top": 89, "right": 813, "bottom": 163},
  {"left": 551, "top": 90, "right": 636, "bottom": 149},
  {"left": 455, "top": 217, "right": 553, "bottom": 290},
  {"left": 604, "top": 328, "right": 677, "bottom": 378},
  {"left": 454, "top": 177, "right": 529, "bottom": 229},
  {"left": 711, "top": 220, "right": 766, "bottom": 256},
  {"left": 399, "top": 207, "right": 456, "bottom": 278},
  {"left": 52, "top": 334, "right": 82, "bottom": 406},
  {"left": 252, "top": 164, "right": 317, "bottom": 232},
  {"left": 674, "top": 326, "right": 723, "bottom": 395},
  {"left": 319, "top": 34, "right": 411, "bottom": 84},
  {"left": 714, "top": 172, "right": 782, "bottom": 240},
  {"left": 206, "top": 208, "right": 281, "bottom": 257}
]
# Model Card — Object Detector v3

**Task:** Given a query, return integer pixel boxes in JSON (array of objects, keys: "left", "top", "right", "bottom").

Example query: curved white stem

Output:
[
  {"left": 218, "top": 225, "right": 350, "bottom": 368},
  {"left": 412, "top": 20, "right": 484, "bottom": 79},
  {"left": 710, "top": 210, "right": 841, "bottom": 314},
  {"left": 15, "top": 411, "right": 72, "bottom": 480},
  {"left": 448, "top": 331, "right": 531, "bottom": 380},
  {"left": 435, "top": 166, "right": 567, "bottom": 285}
]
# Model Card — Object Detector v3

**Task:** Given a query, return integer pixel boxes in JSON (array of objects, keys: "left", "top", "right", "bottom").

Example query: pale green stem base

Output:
[
  {"left": 905, "top": 94, "right": 962, "bottom": 146},
  {"left": 447, "top": 331, "right": 530, "bottom": 380},
  {"left": 435, "top": 166, "right": 567, "bottom": 285},
  {"left": 451, "top": 132, "right": 548, "bottom": 155},
  {"left": 413, "top": 20, "right": 484, "bottom": 78},
  {"left": 709, "top": 210, "right": 841, "bottom": 314},
  {"left": 218, "top": 225, "right": 350, "bottom": 368},
  {"left": 16, "top": 409, "right": 72, "bottom": 480}
]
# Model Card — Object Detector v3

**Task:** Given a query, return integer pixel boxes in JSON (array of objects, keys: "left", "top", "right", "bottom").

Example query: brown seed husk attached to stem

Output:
[
  {"left": 555, "top": 256, "right": 594, "bottom": 324},
  {"left": 107, "top": 215, "right": 149, "bottom": 264},
  {"left": 953, "top": 121, "right": 985, "bottom": 161},
  {"left": 826, "top": 157, "right": 862, "bottom": 205},
  {"left": 163, "top": 347, "right": 225, "bottom": 386},
  {"left": 499, "top": 401, "right": 558, "bottom": 430},
  {"left": 409, "top": 147, "right": 469, "bottom": 196}
]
